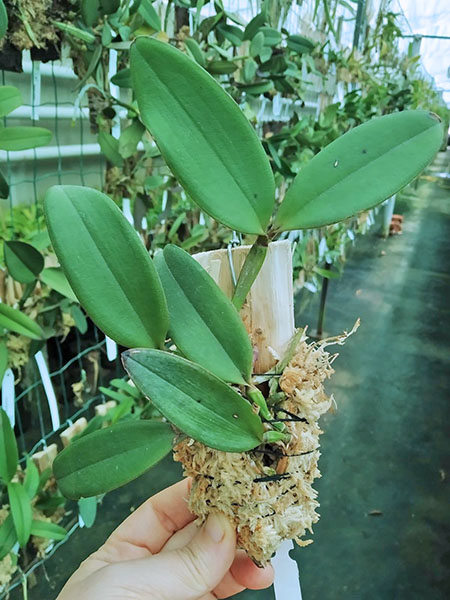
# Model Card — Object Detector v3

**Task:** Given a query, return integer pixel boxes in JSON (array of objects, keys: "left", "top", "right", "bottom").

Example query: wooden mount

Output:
[{"left": 194, "top": 239, "right": 295, "bottom": 374}]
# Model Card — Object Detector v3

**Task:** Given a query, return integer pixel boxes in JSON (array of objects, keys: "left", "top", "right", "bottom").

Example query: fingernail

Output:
[{"left": 205, "top": 513, "right": 227, "bottom": 543}]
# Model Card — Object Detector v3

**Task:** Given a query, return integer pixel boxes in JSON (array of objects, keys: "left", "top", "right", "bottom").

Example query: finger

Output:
[
  {"left": 162, "top": 524, "right": 274, "bottom": 598},
  {"left": 94, "top": 479, "right": 194, "bottom": 565},
  {"left": 112, "top": 513, "right": 236, "bottom": 600}
]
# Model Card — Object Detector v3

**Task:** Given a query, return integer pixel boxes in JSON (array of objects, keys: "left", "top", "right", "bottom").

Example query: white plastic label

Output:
[
  {"left": 35, "top": 351, "right": 60, "bottom": 431},
  {"left": 272, "top": 540, "right": 302, "bottom": 600},
  {"left": 105, "top": 336, "right": 118, "bottom": 361},
  {"left": 1, "top": 368, "right": 16, "bottom": 427}
]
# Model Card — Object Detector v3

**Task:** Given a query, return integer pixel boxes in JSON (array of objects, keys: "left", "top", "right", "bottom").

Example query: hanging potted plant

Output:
[{"left": 44, "top": 38, "right": 442, "bottom": 565}]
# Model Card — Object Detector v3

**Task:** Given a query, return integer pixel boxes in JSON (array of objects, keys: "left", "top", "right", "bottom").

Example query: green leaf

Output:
[
  {"left": 243, "top": 58, "right": 257, "bottom": 82},
  {"left": 131, "top": 37, "right": 275, "bottom": 235},
  {"left": 0, "top": 304, "right": 44, "bottom": 340},
  {"left": 237, "top": 80, "right": 274, "bottom": 95},
  {"left": 261, "top": 27, "right": 282, "bottom": 47},
  {"left": 4, "top": 240, "right": 44, "bottom": 284},
  {"left": 0, "top": 409, "right": 18, "bottom": 483},
  {"left": 207, "top": 60, "right": 238, "bottom": 75},
  {"left": 0, "top": 86, "right": 22, "bottom": 118},
  {"left": 7, "top": 482, "right": 32, "bottom": 547},
  {"left": 98, "top": 386, "right": 130, "bottom": 403},
  {"left": 123, "top": 349, "right": 264, "bottom": 452},
  {"left": 286, "top": 34, "right": 315, "bottom": 54},
  {"left": 217, "top": 24, "right": 243, "bottom": 46},
  {"left": 110, "top": 378, "right": 141, "bottom": 399},
  {"left": 100, "top": 0, "right": 120, "bottom": 14},
  {"left": 53, "top": 420, "right": 174, "bottom": 499},
  {"left": 98, "top": 131, "right": 124, "bottom": 166},
  {"left": 0, "top": 127, "right": 52, "bottom": 151},
  {"left": 24, "top": 458, "right": 40, "bottom": 499},
  {"left": 0, "top": 515, "right": 17, "bottom": 560},
  {"left": 81, "top": 0, "right": 102, "bottom": 26},
  {"left": 30, "top": 519, "right": 67, "bottom": 541},
  {"left": 0, "top": 340, "right": 8, "bottom": 386},
  {"left": 110, "top": 67, "right": 132, "bottom": 88},
  {"left": 184, "top": 38, "right": 206, "bottom": 68},
  {"left": 154, "top": 245, "right": 253, "bottom": 384},
  {"left": 144, "top": 174, "right": 165, "bottom": 191},
  {"left": 40, "top": 267, "right": 78, "bottom": 302},
  {"left": 138, "top": 0, "right": 161, "bottom": 30},
  {"left": 314, "top": 266, "right": 340, "bottom": 279},
  {"left": 119, "top": 119, "right": 145, "bottom": 159},
  {"left": 0, "top": 168, "right": 8, "bottom": 198},
  {"left": 243, "top": 11, "right": 266, "bottom": 40},
  {"left": 78, "top": 497, "right": 97, "bottom": 528},
  {"left": 249, "top": 30, "right": 264, "bottom": 57},
  {"left": 44, "top": 185, "right": 168, "bottom": 348},
  {"left": 274, "top": 111, "right": 444, "bottom": 231},
  {"left": 0, "top": 0, "right": 7, "bottom": 41},
  {"left": 71, "top": 304, "right": 88, "bottom": 334},
  {"left": 53, "top": 21, "right": 96, "bottom": 44}
]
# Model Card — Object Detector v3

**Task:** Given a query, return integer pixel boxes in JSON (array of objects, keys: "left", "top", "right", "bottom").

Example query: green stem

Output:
[
  {"left": 18, "top": 281, "right": 36, "bottom": 310},
  {"left": 247, "top": 386, "right": 271, "bottom": 420},
  {"left": 231, "top": 236, "right": 268, "bottom": 311},
  {"left": 263, "top": 431, "right": 291, "bottom": 444}
]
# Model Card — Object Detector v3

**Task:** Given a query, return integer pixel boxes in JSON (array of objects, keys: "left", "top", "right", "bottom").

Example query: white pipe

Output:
[
  {"left": 22, "top": 60, "right": 77, "bottom": 80},
  {"left": 0, "top": 142, "right": 103, "bottom": 162},
  {"left": 8, "top": 106, "right": 90, "bottom": 119}
]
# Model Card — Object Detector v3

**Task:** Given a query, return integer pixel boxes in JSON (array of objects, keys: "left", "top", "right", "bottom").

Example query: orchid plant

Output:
[{"left": 44, "top": 37, "right": 442, "bottom": 500}]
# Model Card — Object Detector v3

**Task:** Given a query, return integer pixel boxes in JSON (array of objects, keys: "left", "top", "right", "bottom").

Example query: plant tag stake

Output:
[
  {"left": 1, "top": 368, "right": 16, "bottom": 427},
  {"left": 122, "top": 197, "right": 134, "bottom": 226},
  {"left": 272, "top": 540, "right": 303, "bottom": 600},
  {"left": 34, "top": 351, "right": 60, "bottom": 431},
  {"left": 105, "top": 336, "right": 118, "bottom": 361}
]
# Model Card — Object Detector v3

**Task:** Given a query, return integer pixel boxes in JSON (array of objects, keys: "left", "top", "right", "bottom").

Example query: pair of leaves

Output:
[
  {"left": 0, "top": 304, "right": 44, "bottom": 340},
  {"left": 4, "top": 240, "right": 44, "bottom": 283},
  {"left": 130, "top": 38, "right": 443, "bottom": 235}
]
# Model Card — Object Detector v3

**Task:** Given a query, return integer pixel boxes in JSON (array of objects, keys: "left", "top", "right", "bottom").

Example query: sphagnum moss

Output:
[{"left": 175, "top": 321, "right": 359, "bottom": 565}]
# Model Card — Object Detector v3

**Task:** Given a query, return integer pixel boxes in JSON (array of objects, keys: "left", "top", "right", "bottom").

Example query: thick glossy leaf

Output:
[
  {"left": 0, "top": 304, "right": 44, "bottom": 340},
  {"left": 119, "top": 119, "right": 145, "bottom": 158},
  {"left": 30, "top": 519, "right": 67, "bottom": 540},
  {"left": 81, "top": 0, "right": 102, "bottom": 27},
  {"left": 53, "top": 420, "right": 174, "bottom": 499},
  {"left": 250, "top": 30, "right": 264, "bottom": 57},
  {"left": 243, "top": 11, "right": 266, "bottom": 40},
  {"left": 0, "top": 127, "right": 52, "bottom": 151},
  {"left": 53, "top": 21, "right": 96, "bottom": 44},
  {"left": 123, "top": 349, "right": 264, "bottom": 452},
  {"left": 24, "top": 458, "right": 40, "bottom": 499},
  {"left": 110, "top": 67, "right": 132, "bottom": 88},
  {"left": 261, "top": 27, "right": 281, "bottom": 47},
  {"left": 0, "top": 340, "right": 7, "bottom": 385},
  {"left": 274, "top": 111, "right": 444, "bottom": 231},
  {"left": 154, "top": 245, "right": 253, "bottom": 384},
  {"left": 0, "top": 515, "right": 17, "bottom": 560},
  {"left": 217, "top": 24, "right": 243, "bottom": 46},
  {"left": 131, "top": 37, "right": 275, "bottom": 235},
  {"left": 184, "top": 38, "right": 205, "bottom": 67},
  {"left": 78, "top": 497, "right": 97, "bottom": 528},
  {"left": 0, "top": 0, "right": 7, "bottom": 40},
  {"left": 4, "top": 240, "right": 44, "bottom": 283},
  {"left": 286, "top": 34, "right": 315, "bottom": 54},
  {"left": 8, "top": 482, "right": 32, "bottom": 547},
  {"left": 98, "top": 131, "right": 123, "bottom": 166},
  {"left": 0, "top": 86, "right": 22, "bottom": 118},
  {"left": 40, "top": 267, "right": 78, "bottom": 302},
  {"left": 0, "top": 168, "right": 8, "bottom": 198},
  {"left": 44, "top": 185, "right": 168, "bottom": 348},
  {"left": 207, "top": 59, "right": 238, "bottom": 75},
  {"left": 0, "top": 408, "right": 18, "bottom": 483},
  {"left": 138, "top": 0, "right": 161, "bottom": 30}
]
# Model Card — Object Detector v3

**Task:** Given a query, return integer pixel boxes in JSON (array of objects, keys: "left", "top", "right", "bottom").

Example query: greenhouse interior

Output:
[{"left": 0, "top": 0, "right": 449, "bottom": 599}]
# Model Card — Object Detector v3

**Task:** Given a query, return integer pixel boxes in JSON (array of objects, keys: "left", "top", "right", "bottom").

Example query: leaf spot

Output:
[
  {"left": 232, "top": 413, "right": 239, "bottom": 419},
  {"left": 362, "top": 149, "right": 367, "bottom": 154},
  {"left": 333, "top": 160, "right": 339, "bottom": 168}
]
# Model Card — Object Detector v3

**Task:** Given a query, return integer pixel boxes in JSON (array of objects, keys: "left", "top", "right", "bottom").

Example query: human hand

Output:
[{"left": 57, "top": 478, "right": 274, "bottom": 600}]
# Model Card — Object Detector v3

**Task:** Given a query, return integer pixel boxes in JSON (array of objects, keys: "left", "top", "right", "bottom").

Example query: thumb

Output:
[{"left": 133, "top": 513, "right": 236, "bottom": 600}]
